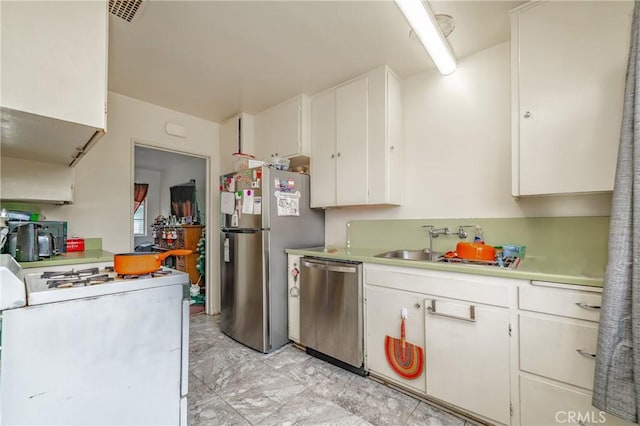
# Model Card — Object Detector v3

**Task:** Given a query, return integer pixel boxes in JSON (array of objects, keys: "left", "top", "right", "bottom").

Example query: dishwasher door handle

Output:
[{"left": 301, "top": 260, "right": 358, "bottom": 274}]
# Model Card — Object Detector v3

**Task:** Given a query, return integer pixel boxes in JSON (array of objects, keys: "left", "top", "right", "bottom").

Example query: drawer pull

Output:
[
  {"left": 575, "top": 302, "right": 601, "bottom": 310},
  {"left": 576, "top": 349, "right": 597, "bottom": 359},
  {"left": 427, "top": 300, "right": 476, "bottom": 322}
]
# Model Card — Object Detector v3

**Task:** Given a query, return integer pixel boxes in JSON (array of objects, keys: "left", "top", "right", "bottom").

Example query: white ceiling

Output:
[{"left": 108, "top": 0, "right": 524, "bottom": 124}]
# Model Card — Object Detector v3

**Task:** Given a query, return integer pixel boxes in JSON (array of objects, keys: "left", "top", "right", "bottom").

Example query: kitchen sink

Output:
[
  {"left": 375, "top": 249, "right": 441, "bottom": 262},
  {"left": 375, "top": 249, "right": 521, "bottom": 269}
]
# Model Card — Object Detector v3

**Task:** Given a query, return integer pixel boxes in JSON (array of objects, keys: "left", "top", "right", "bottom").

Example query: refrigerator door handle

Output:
[{"left": 221, "top": 228, "right": 267, "bottom": 234}]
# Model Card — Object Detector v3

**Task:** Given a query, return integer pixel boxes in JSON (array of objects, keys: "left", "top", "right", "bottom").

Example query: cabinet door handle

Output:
[
  {"left": 576, "top": 349, "right": 597, "bottom": 359},
  {"left": 523, "top": 111, "right": 531, "bottom": 118},
  {"left": 575, "top": 302, "right": 601, "bottom": 310},
  {"left": 390, "top": 145, "right": 395, "bottom": 151},
  {"left": 427, "top": 300, "right": 476, "bottom": 322},
  {"left": 414, "top": 303, "right": 420, "bottom": 309},
  {"left": 337, "top": 152, "right": 341, "bottom": 157},
  {"left": 331, "top": 154, "right": 335, "bottom": 159}
]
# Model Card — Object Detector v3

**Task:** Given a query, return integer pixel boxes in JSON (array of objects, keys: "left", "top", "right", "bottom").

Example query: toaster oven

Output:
[{"left": 8, "top": 221, "right": 67, "bottom": 254}]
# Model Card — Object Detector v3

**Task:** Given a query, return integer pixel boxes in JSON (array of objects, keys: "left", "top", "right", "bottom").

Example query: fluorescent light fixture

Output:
[{"left": 395, "top": 0, "right": 457, "bottom": 75}]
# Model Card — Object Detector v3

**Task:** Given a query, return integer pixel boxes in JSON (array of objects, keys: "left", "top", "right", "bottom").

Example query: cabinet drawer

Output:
[
  {"left": 520, "top": 375, "right": 633, "bottom": 426},
  {"left": 365, "top": 266, "right": 512, "bottom": 308},
  {"left": 519, "top": 285, "right": 601, "bottom": 321},
  {"left": 520, "top": 315, "right": 597, "bottom": 389}
]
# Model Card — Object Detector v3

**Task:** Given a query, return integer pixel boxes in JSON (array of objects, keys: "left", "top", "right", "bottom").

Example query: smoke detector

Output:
[
  {"left": 410, "top": 13, "right": 455, "bottom": 42},
  {"left": 435, "top": 14, "right": 455, "bottom": 37},
  {"left": 109, "top": 0, "right": 146, "bottom": 23}
]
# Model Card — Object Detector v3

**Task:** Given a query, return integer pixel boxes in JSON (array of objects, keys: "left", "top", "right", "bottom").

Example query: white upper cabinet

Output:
[
  {"left": 0, "top": 0, "right": 108, "bottom": 167},
  {"left": 219, "top": 113, "right": 255, "bottom": 176},
  {"left": 0, "top": 158, "right": 75, "bottom": 204},
  {"left": 511, "top": 1, "right": 632, "bottom": 196},
  {"left": 335, "top": 77, "right": 369, "bottom": 206},
  {"left": 310, "top": 66, "right": 403, "bottom": 208},
  {"left": 254, "top": 94, "right": 310, "bottom": 161},
  {"left": 309, "top": 90, "right": 337, "bottom": 208}
]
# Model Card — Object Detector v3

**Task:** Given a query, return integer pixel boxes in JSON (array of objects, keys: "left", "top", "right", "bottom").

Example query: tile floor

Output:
[{"left": 188, "top": 314, "right": 473, "bottom": 426}]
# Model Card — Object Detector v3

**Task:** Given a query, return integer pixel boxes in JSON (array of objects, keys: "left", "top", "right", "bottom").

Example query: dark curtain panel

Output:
[
  {"left": 170, "top": 182, "right": 196, "bottom": 218},
  {"left": 133, "top": 183, "right": 149, "bottom": 213}
]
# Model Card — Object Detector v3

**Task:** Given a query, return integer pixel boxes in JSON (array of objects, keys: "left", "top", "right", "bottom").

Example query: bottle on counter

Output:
[{"left": 473, "top": 226, "right": 485, "bottom": 244}]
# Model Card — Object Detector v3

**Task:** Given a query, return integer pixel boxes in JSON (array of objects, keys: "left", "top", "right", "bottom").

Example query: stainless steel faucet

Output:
[
  {"left": 422, "top": 225, "right": 474, "bottom": 253},
  {"left": 422, "top": 225, "right": 448, "bottom": 253},
  {"left": 457, "top": 225, "right": 475, "bottom": 239}
]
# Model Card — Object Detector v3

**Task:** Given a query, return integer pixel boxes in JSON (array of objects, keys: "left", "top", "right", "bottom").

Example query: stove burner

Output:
[
  {"left": 117, "top": 268, "right": 171, "bottom": 279},
  {"left": 46, "top": 274, "right": 115, "bottom": 288},
  {"left": 85, "top": 274, "right": 115, "bottom": 285},
  {"left": 119, "top": 274, "right": 144, "bottom": 280},
  {"left": 47, "top": 279, "right": 87, "bottom": 288},
  {"left": 41, "top": 267, "right": 100, "bottom": 279}
]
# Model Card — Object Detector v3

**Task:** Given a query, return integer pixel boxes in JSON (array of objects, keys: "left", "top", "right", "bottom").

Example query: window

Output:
[{"left": 133, "top": 199, "right": 146, "bottom": 236}]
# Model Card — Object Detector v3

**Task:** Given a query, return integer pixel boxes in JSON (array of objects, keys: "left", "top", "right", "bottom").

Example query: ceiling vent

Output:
[{"left": 109, "top": 0, "right": 145, "bottom": 23}]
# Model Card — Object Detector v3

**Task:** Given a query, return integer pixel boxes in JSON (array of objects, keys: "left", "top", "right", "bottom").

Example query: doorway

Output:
[{"left": 133, "top": 144, "right": 208, "bottom": 316}]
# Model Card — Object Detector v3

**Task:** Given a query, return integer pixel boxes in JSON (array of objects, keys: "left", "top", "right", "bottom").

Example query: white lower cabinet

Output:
[
  {"left": 519, "top": 314, "right": 598, "bottom": 390},
  {"left": 365, "top": 285, "right": 426, "bottom": 394},
  {"left": 425, "top": 297, "right": 511, "bottom": 424},
  {"left": 518, "top": 283, "right": 635, "bottom": 426},
  {"left": 520, "top": 375, "right": 631, "bottom": 426},
  {"left": 364, "top": 264, "right": 517, "bottom": 425},
  {"left": 359, "top": 266, "right": 637, "bottom": 426}
]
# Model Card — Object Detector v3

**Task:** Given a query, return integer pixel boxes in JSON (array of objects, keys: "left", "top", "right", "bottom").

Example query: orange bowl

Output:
[{"left": 456, "top": 242, "right": 496, "bottom": 261}]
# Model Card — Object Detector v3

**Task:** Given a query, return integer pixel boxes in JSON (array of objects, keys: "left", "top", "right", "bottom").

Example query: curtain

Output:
[
  {"left": 133, "top": 183, "right": 149, "bottom": 214},
  {"left": 170, "top": 182, "right": 196, "bottom": 218},
  {"left": 593, "top": 3, "right": 640, "bottom": 422}
]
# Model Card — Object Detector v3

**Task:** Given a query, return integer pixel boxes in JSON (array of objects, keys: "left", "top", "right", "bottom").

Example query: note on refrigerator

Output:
[
  {"left": 221, "top": 192, "right": 235, "bottom": 215},
  {"left": 253, "top": 196, "right": 262, "bottom": 215},
  {"left": 242, "top": 189, "right": 254, "bottom": 214},
  {"left": 275, "top": 191, "right": 300, "bottom": 216}
]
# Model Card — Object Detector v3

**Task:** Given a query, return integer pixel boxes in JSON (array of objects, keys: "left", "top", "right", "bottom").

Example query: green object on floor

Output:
[{"left": 191, "top": 293, "right": 205, "bottom": 305}]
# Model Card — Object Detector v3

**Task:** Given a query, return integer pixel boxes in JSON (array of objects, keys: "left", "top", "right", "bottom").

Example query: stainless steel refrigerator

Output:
[{"left": 220, "top": 166, "right": 324, "bottom": 353}]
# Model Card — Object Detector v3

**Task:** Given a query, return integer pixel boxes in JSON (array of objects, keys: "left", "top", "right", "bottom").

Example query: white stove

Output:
[
  {"left": 23, "top": 262, "right": 188, "bottom": 305},
  {"left": 1, "top": 257, "right": 190, "bottom": 425}
]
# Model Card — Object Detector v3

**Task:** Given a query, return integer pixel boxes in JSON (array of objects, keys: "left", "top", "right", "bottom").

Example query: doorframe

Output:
[{"left": 131, "top": 139, "right": 216, "bottom": 315}]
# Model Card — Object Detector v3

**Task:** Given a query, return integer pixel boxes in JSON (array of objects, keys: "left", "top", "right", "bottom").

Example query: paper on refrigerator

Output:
[
  {"left": 275, "top": 191, "right": 300, "bottom": 216},
  {"left": 242, "top": 190, "right": 254, "bottom": 214},
  {"left": 221, "top": 192, "right": 235, "bottom": 215}
]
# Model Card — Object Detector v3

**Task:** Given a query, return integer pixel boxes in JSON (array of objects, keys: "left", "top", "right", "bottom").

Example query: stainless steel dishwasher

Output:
[{"left": 300, "top": 257, "right": 364, "bottom": 372}]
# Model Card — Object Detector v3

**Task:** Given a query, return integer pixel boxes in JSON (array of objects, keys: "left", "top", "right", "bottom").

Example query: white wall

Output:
[
  {"left": 42, "top": 92, "right": 221, "bottom": 312},
  {"left": 325, "top": 42, "right": 612, "bottom": 245},
  {"left": 133, "top": 168, "right": 161, "bottom": 247}
]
